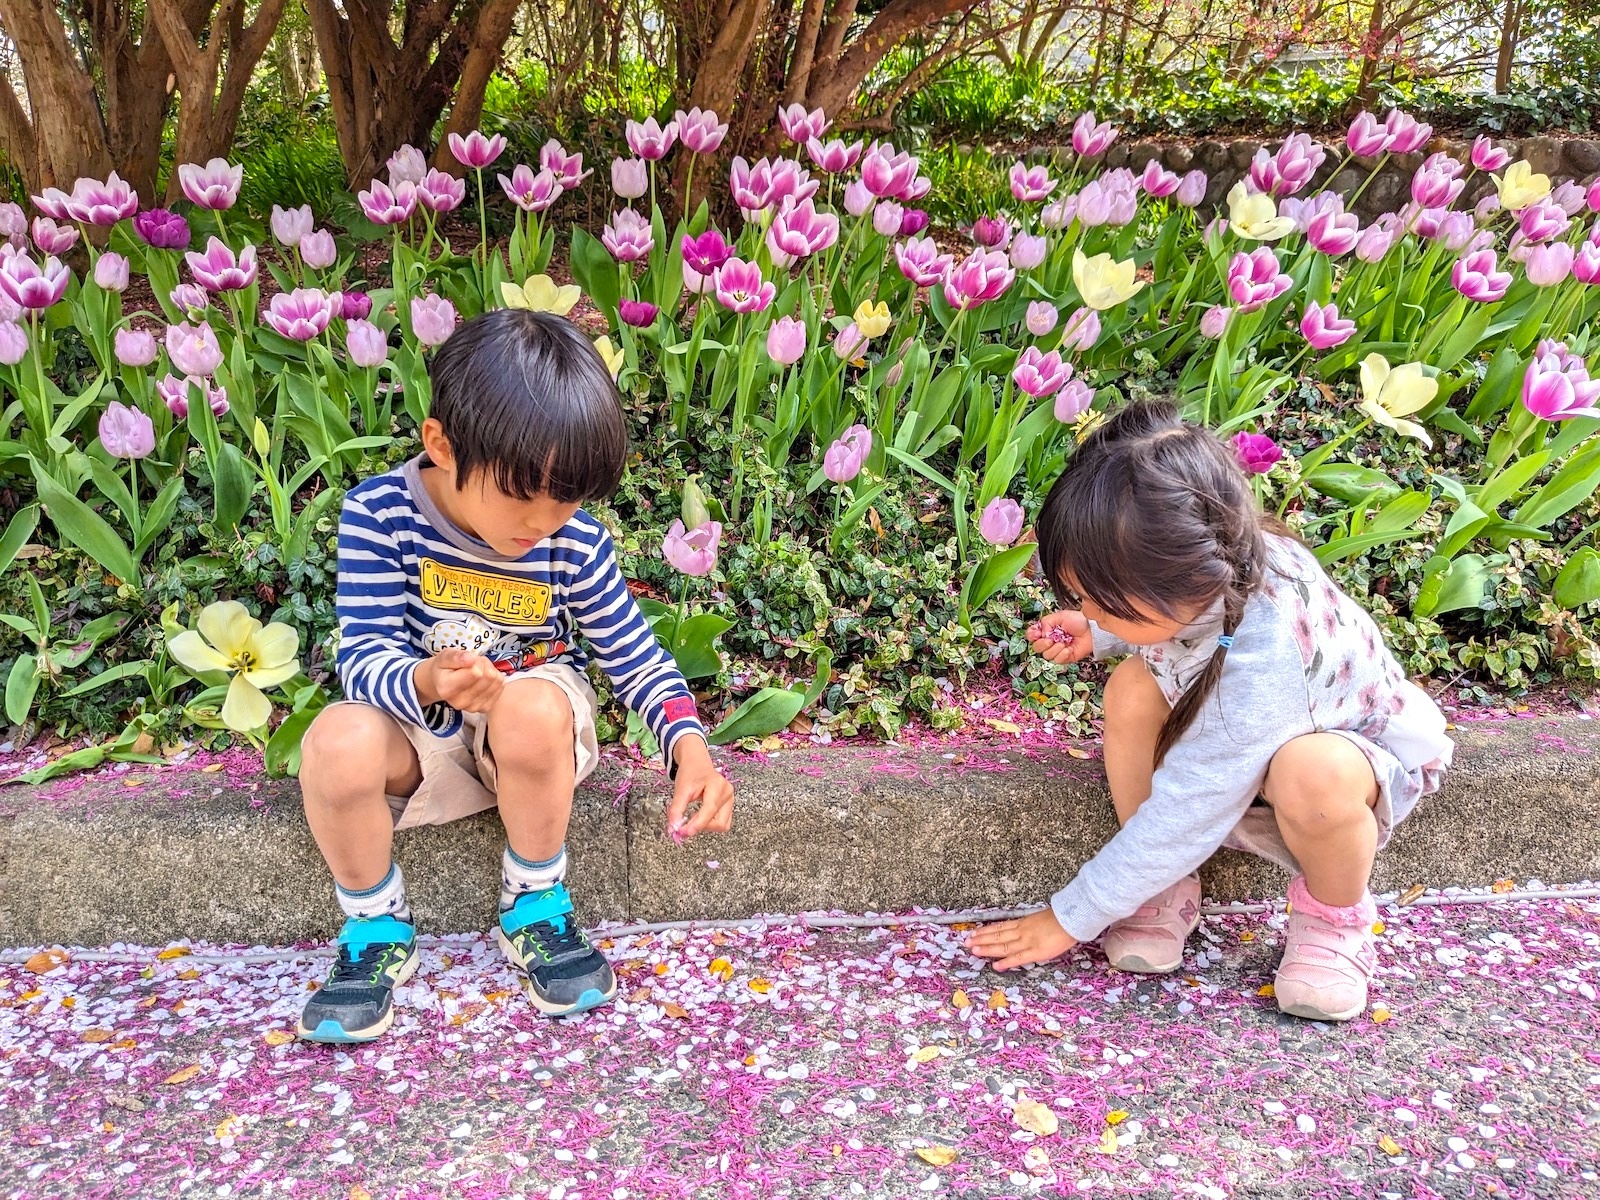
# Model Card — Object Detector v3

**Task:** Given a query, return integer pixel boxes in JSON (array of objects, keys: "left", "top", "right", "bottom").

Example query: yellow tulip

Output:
[
  {"left": 1358, "top": 353, "right": 1437, "bottom": 448},
  {"left": 1072, "top": 249, "right": 1144, "bottom": 311},
  {"left": 500, "top": 274, "right": 582, "bottom": 315},
  {"left": 1492, "top": 160, "right": 1551, "bottom": 212},
  {"left": 594, "top": 335, "right": 625, "bottom": 379},
  {"left": 168, "top": 600, "right": 301, "bottom": 732},
  {"left": 1226, "top": 182, "right": 1297, "bottom": 242},
  {"left": 852, "top": 300, "right": 892, "bottom": 338}
]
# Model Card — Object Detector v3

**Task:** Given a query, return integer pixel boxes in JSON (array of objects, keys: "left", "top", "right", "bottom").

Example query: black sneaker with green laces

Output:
[
  {"left": 297, "top": 915, "right": 419, "bottom": 1043},
  {"left": 496, "top": 883, "right": 617, "bottom": 1016}
]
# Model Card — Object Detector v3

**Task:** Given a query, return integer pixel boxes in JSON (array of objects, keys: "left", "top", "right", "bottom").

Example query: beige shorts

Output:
[{"left": 327, "top": 662, "right": 600, "bottom": 830}]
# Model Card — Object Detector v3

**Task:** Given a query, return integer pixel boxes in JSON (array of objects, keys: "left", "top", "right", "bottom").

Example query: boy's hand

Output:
[
  {"left": 665, "top": 736, "right": 734, "bottom": 840},
  {"left": 415, "top": 649, "right": 505, "bottom": 713},
  {"left": 1027, "top": 609, "right": 1093, "bottom": 665},
  {"left": 965, "top": 909, "right": 1078, "bottom": 972}
]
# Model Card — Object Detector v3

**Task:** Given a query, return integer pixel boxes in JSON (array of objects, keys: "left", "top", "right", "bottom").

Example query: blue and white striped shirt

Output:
[{"left": 335, "top": 457, "right": 705, "bottom": 763}]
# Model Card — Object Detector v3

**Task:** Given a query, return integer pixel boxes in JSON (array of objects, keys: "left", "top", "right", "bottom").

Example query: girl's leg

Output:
[
  {"left": 1262, "top": 733, "right": 1380, "bottom": 907},
  {"left": 1102, "top": 656, "right": 1171, "bottom": 826}
]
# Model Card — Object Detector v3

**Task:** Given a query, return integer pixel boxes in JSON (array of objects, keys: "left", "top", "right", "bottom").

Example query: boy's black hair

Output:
[{"left": 427, "top": 308, "right": 628, "bottom": 503}]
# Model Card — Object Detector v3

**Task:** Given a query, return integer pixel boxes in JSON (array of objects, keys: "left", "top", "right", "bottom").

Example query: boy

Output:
[{"left": 296, "top": 309, "right": 734, "bottom": 1043}]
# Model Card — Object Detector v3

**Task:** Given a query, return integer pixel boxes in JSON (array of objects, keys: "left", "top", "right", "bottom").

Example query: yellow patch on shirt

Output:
[{"left": 419, "top": 559, "right": 552, "bottom": 625}]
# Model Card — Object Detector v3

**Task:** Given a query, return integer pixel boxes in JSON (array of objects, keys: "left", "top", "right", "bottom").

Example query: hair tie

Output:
[{"left": 1217, "top": 634, "right": 1234, "bottom": 650}]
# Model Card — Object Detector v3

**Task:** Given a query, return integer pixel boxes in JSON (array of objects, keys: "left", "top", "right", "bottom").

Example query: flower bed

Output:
[{"left": 3, "top": 106, "right": 1600, "bottom": 777}]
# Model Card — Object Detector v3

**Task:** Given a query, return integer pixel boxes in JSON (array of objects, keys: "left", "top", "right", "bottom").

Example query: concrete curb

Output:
[{"left": 3, "top": 713, "right": 1597, "bottom": 946}]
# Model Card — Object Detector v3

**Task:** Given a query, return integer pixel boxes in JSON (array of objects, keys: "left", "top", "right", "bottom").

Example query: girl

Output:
[{"left": 967, "top": 402, "right": 1453, "bottom": 1022}]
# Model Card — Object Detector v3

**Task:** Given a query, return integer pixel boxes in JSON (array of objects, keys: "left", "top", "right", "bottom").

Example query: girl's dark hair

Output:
[
  {"left": 428, "top": 308, "right": 628, "bottom": 503},
  {"left": 1037, "top": 401, "right": 1268, "bottom": 766}
]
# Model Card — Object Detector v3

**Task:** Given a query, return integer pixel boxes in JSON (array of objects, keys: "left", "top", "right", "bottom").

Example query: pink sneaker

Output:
[
  {"left": 1101, "top": 873, "right": 1202, "bottom": 974},
  {"left": 1274, "top": 876, "right": 1379, "bottom": 1022}
]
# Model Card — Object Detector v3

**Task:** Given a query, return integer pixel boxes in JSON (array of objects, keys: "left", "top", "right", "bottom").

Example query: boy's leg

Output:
[
  {"left": 1262, "top": 733, "right": 1382, "bottom": 1022},
  {"left": 486, "top": 677, "right": 617, "bottom": 1015},
  {"left": 1098, "top": 658, "right": 1201, "bottom": 973}
]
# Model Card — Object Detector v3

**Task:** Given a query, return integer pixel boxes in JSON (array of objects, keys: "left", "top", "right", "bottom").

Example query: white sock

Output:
[
  {"left": 500, "top": 845, "right": 567, "bottom": 911},
  {"left": 336, "top": 862, "right": 412, "bottom": 922}
]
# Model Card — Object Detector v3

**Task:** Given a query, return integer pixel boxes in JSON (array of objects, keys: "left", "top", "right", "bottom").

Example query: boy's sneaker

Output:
[
  {"left": 496, "top": 882, "right": 616, "bottom": 1016},
  {"left": 1101, "top": 872, "right": 1202, "bottom": 974},
  {"left": 1274, "top": 876, "right": 1378, "bottom": 1023},
  {"left": 297, "top": 914, "right": 419, "bottom": 1043}
]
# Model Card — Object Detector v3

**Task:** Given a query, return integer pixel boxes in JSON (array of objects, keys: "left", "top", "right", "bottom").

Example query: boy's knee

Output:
[
  {"left": 488, "top": 680, "right": 574, "bottom": 763},
  {"left": 1264, "top": 736, "right": 1376, "bottom": 829}
]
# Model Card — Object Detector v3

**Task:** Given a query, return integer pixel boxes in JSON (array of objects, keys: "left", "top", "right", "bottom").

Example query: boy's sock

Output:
[
  {"left": 336, "top": 862, "right": 413, "bottom": 924},
  {"left": 500, "top": 845, "right": 567, "bottom": 912}
]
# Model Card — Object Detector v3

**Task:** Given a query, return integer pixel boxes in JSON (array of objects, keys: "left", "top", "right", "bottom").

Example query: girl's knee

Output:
[
  {"left": 488, "top": 680, "right": 573, "bottom": 763},
  {"left": 1264, "top": 735, "right": 1377, "bottom": 828}
]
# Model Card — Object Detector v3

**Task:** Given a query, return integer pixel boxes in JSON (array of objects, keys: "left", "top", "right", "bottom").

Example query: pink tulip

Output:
[
  {"left": 1227, "top": 248, "right": 1292, "bottom": 312},
  {"left": 1232, "top": 431, "right": 1283, "bottom": 475},
  {"left": 1346, "top": 111, "right": 1392, "bottom": 158},
  {"left": 264, "top": 289, "right": 335, "bottom": 342},
  {"left": 676, "top": 107, "right": 727, "bottom": 155},
  {"left": 165, "top": 321, "right": 223, "bottom": 376},
  {"left": 1307, "top": 208, "right": 1360, "bottom": 257},
  {"left": 1383, "top": 110, "right": 1432, "bottom": 155},
  {"left": 1522, "top": 346, "right": 1600, "bottom": 420},
  {"left": 619, "top": 299, "right": 659, "bottom": 328},
  {"left": 1411, "top": 160, "right": 1464, "bottom": 209},
  {"left": 387, "top": 145, "right": 428, "bottom": 186},
  {"left": 157, "top": 373, "right": 228, "bottom": 419},
  {"left": 1025, "top": 301, "right": 1058, "bottom": 337},
  {"left": 1174, "top": 170, "right": 1208, "bottom": 207},
  {"left": 185, "top": 237, "right": 258, "bottom": 292},
  {"left": 1013, "top": 346, "right": 1071, "bottom": 398},
  {"left": 776, "top": 104, "right": 829, "bottom": 144},
  {"left": 1552, "top": 180, "right": 1588, "bottom": 216},
  {"left": 894, "top": 237, "right": 952, "bottom": 288},
  {"left": 411, "top": 295, "right": 457, "bottom": 347},
  {"left": 358, "top": 179, "right": 418, "bottom": 226},
  {"left": 1059, "top": 307, "right": 1101, "bottom": 353},
  {"left": 0, "top": 253, "right": 69, "bottom": 311},
  {"left": 1354, "top": 222, "right": 1399, "bottom": 263},
  {"left": 942, "top": 248, "right": 1015, "bottom": 310},
  {"left": 30, "top": 217, "right": 77, "bottom": 256},
  {"left": 766, "top": 315, "right": 807, "bottom": 365},
  {"left": 99, "top": 400, "right": 154, "bottom": 459},
  {"left": 806, "top": 137, "right": 864, "bottom": 174},
  {"left": 767, "top": 198, "right": 839, "bottom": 265},
  {"left": 832, "top": 322, "right": 867, "bottom": 360},
  {"left": 1249, "top": 133, "right": 1324, "bottom": 197},
  {"left": 177, "top": 158, "right": 242, "bottom": 210},
  {"left": 114, "top": 327, "right": 157, "bottom": 367},
  {"left": 610, "top": 157, "right": 648, "bottom": 201},
  {"left": 860, "top": 142, "right": 918, "bottom": 200},
  {"left": 662, "top": 519, "right": 722, "bottom": 576},
  {"left": 1470, "top": 136, "right": 1510, "bottom": 173},
  {"left": 1199, "top": 305, "right": 1231, "bottom": 339},
  {"left": 91, "top": 251, "right": 128, "bottom": 293},
  {"left": 822, "top": 424, "right": 872, "bottom": 483},
  {"left": 871, "top": 200, "right": 904, "bottom": 238},
  {"left": 67, "top": 172, "right": 138, "bottom": 225},
  {"left": 713, "top": 257, "right": 775, "bottom": 313},
  {"left": 30, "top": 188, "right": 72, "bottom": 221},
  {"left": 1054, "top": 378, "right": 1095, "bottom": 422},
  {"left": 346, "top": 319, "right": 388, "bottom": 369},
  {"left": 300, "top": 229, "right": 337, "bottom": 271},
  {"left": 1009, "top": 161, "right": 1056, "bottom": 203},
  {"left": 271, "top": 204, "right": 314, "bottom": 247},
  {"left": 0, "top": 321, "right": 25, "bottom": 365},
  {"left": 540, "top": 140, "right": 590, "bottom": 190},
  {"left": 1300, "top": 301, "right": 1355, "bottom": 350},
  {"left": 625, "top": 117, "right": 678, "bottom": 162},
  {"left": 1452, "top": 248, "right": 1512, "bottom": 302},
  {"left": 417, "top": 168, "right": 466, "bottom": 213},
  {"left": 169, "top": 283, "right": 209, "bottom": 317},
  {"left": 979, "top": 498, "right": 1025, "bottom": 546},
  {"left": 1139, "top": 160, "right": 1180, "bottom": 198},
  {"left": 1574, "top": 241, "right": 1600, "bottom": 285},
  {"left": 448, "top": 130, "right": 506, "bottom": 170},
  {"left": 971, "top": 215, "right": 1011, "bottom": 249},
  {"left": 1071, "top": 111, "right": 1117, "bottom": 158},
  {"left": 1525, "top": 241, "right": 1574, "bottom": 287},
  {"left": 602, "top": 208, "right": 654, "bottom": 263}
]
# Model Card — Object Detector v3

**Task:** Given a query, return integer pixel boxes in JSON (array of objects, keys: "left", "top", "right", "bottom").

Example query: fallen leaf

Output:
[
  {"left": 1491, "top": 878, "right": 1515, "bottom": 894},
  {"left": 915, "top": 1146, "right": 959, "bottom": 1166},
  {"left": 1105, "top": 1110, "right": 1129, "bottom": 1126},
  {"left": 163, "top": 1064, "right": 202, "bottom": 1085},
  {"left": 983, "top": 718, "right": 1021, "bottom": 735},
  {"left": 951, "top": 989, "right": 971, "bottom": 1010},
  {"left": 912, "top": 1046, "right": 942, "bottom": 1063},
  {"left": 747, "top": 978, "right": 771, "bottom": 994},
  {"left": 80, "top": 1029, "right": 114, "bottom": 1043},
  {"left": 1095, "top": 1127, "right": 1119, "bottom": 1154},
  {"left": 157, "top": 947, "right": 192, "bottom": 961},
  {"left": 1256, "top": 984, "right": 1276, "bottom": 998},
  {"left": 987, "top": 989, "right": 1008, "bottom": 1011},
  {"left": 1372, "top": 1007, "right": 1393, "bottom": 1024},
  {"left": 23, "top": 949, "right": 68, "bottom": 974},
  {"left": 1378, "top": 1134, "right": 1402, "bottom": 1157},
  {"left": 1013, "top": 1096, "right": 1059, "bottom": 1137},
  {"left": 263, "top": 1030, "right": 295, "bottom": 1047},
  {"left": 663, "top": 1001, "right": 689, "bottom": 1019},
  {"left": 1398, "top": 883, "right": 1427, "bottom": 906}
]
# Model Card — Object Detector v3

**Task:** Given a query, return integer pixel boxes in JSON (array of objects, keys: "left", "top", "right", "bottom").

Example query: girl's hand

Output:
[
  {"left": 1026, "top": 609, "right": 1093, "bottom": 665},
  {"left": 965, "top": 909, "right": 1078, "bottom": 971}
]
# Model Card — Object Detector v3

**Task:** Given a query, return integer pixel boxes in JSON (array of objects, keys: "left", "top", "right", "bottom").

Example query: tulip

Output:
[
  {"left": 676, "top": 107, "right": 727, "bottom": 155},
  {"left": 822, "top": 425, "right": 872, "bottom": 484},
  {"left": 30, "top": 217, "right": 77, "bottom": 256},
  {"left": 0, "top": 321, "right": 26, "bottom": 365},
  {"left": 1300, "top": 301, "right": 1355, "bottom": 350},
  {"left": 66, "top": 172, "right": 138, "bottom": 225},
  {"left": 1522, "top": 346, "right": 1600, "bottom": 421},
  {"left": 1054, "top": 378, "right": 1096, "bottom": 422},
  {"left": 1470, "top": 136, "right": 1510, "bottom": 173},
  {"left": 832, "top": 322, "right": 867, "bottom": 360},
  {"left": 776, "top": 104, "right": 829, "bottom": 144},
  {"left": 899, "top": 208, "right": 930, "bottom": 237},
  {"left": 99, "top": 401, "right": 155, "bottom": 459},
  {"left": 1025, "top": 301, "right": 1058, "bottom": 337},
  {"left": 853, "top": 300, "right": 892, "bottom": 338},
  {"left": 500, "top": 274, "right": 581, "bottom": 314},
  {"left": 1059, "top": 307, "right": 1101, "bottom": 353},
  {"left": 345, "top": 319, "right": 388, "bottom": 369},
  {"left": 178, "top": 158, "right": 242, "bottom": 210},
  {"left": 1551, "top": 180, "right": 1588, "bottom": 216},
  {"left": 1225, "top": 181, "right": 1296, "bottom": 241},
  {"left": 1072, "top": 249, "right": 1143, "bottom": 310},
  {"left": 713, "top": 257, "right": 775, "bottom": 313},
  {"left": 1232, "top": 431, "right": 1283, "bottom": 475},
  {"left": 894, "top": 237, "right": 952, "bottom": 288},
  {"left": 30, "top": 187, "right": 71, "bottom": 220},
  {"left": 300, "top": 229, "right": 338, "bottom": 270},
  {"left": 1013, "top": 346, "right": 1071, "bottom": 398},
  {"left": 662, "top": 518, "right": 722, "bottom": 577},
  {"left": 1574, "top": 241, "right": 1600, "bottom": 285},
  {"left": 1346, "top": 111, "right": 1392, "bottom": 158},
  {"left": 1411, "top": 159, "right": 1464, "bottom": 209},
  {"left": 93, "top": 252, "right": 129, "bottom": 292},
  {"left": 806, "top": 137, "right": 864, "bottom": 174},
  {"left": 166, "top": 320, "right": 223, "bottom": 375},
  {"left": 1306, "top": 207, "right": 1360, "bottom": 257},
  {"left": 271, "top": 204, "right": 314, "bottom": 247},
  {"left": 979, "top": 497, "right": 1025, "bottom": 546},
  {"left": 619, "top": 299, "right": 660, "bottom": 328},
  {"left": 1071, "top": 111, "right": 1117, "bottom": 158},
  {"left": 417, "top": 168, "right": 466, "bottom": 213},
  {"left": 1494, "top": 161, "right": 1551, "bottom": 212},
  {"left": 1139, "top": 160, "right": 1180, "bottom": 198},
  {"left": 358, "top": 179, "right": 418, "bottom": 225},
  {"left": 387, "top": 145, "right": 428, "bottom": 186},
  {"left": 158, "top": 373, "right": 229, "bottom": 420},
  {"left": 1359, "top": 354, "right": 1437, "bottom": 447},
  {"left": 603, "top": 209, "right": 654, "bottom": 263},
  {"left": 1354, "top": 222, "right": 1398, "bottom": 263},
  {"left": 1227, "top": 247, "right": 1292, "bottom": 312},
  {"left": 448, "top": 130, "right": 506, "bottom": 170},
  {"left": 843, "top": 180, "right": 875, "bottom": 217},
  {"left": 1199, "top": 305, "right": 1231, "bottom": 339},
  {"left": 169, "top": 283, "right": 209, "bottom": 317},
  {"left": 1009, "top": 232, "right": 1047, "bottom": 271},
  {"left": 114, "top": 327, "right": 157, "bottom": 367},
  {"left": 766, "top": 315, "right": 807, "bottom": 365},
  {"left": 411, "top": 295, "right": 457, "bottom": 347},
  {"left": 1174, "top": 170, "right": 1207, "bottom": 207},
  {"left": 168, "top": 600, "right": 300, "bottom": 731},
  {"left": 610, "top": 157, "right": 648, "bottom": 200},
  {"left": 186, "top": 237, "right": 258, "bottom": 292},
  {"left": 1010, "top": 162, "right": 1056, "bottom": 203},
  {"left": 942, "top": 248, "right": 1014, "bottom": 310},
  {"left": 1525, "top": 241, "right": 1574, "bottom": 287},
  {"left": 860, "top": 142, "right": 918, "bottom": 199},
  {"left": 0, "top": 253, "right": 69, "bottom": 311},
  {"left": 1383, "top": 110, "right": 1432, "bottom": 154},
  {"left": 625, "top": 117, "right": 678, "bottom": 161},
  {"left": 264, "top": 289, "right": 335, "bottom": 342},
  {"left": 1249, "top": 133, "right": 1325, "bottom": 198}
]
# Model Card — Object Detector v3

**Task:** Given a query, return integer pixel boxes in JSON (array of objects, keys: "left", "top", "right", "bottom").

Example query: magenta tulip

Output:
[
  {"left": 766, "top": 315, "right": 807, "bottom": 365},
  {"left": 1009, "top": 161, "right": 1056, "bottom": 203},
  {"left": 676, "top": 107, "right": 727, "bottom": 155},
  {"left": 713, "top": 258, "right": 775, "bottom": 313},
  {"left": 448, "top": 130, "right": 506, "bottom": 170},
  {"left": 1232, "top": 431, "right": 1283, "bottom": 475},
  {"left": 662, "top": 519, "right": 722, "bottom": 576},
  {"left": 1451, "top": 248, "right": 1512, "bottom": 302},
  {"left": 1071, "top": 111, "right": 1117, "bottom": 158},
  {"left": 1300, "top": 301, "right": 1356, "bottom": 350},
  {"left": 979, "top": 498, "right": 1025, "bottom": 546},
  {"left": 776, "top": 104, "right": 830, "bottom": 145},
  {"left": 345, "top": 319, "right": 389, "bottom": 369},
  {"left": 186, "top": 237, "right": 258, "bottom": 292},
  {"left": 166, "top": 321, "right": 223, "bottom": 375},
  {"left": 67, "top": 172, "right": 138, "bottom": 225},
  {"left": 0, "top": 253, "right": 69, "bottom": 311},
  {"left": 177, "top": 159, "right": 242, "bottom": 210},
  {"left": 1227, "top": 248, "right": 1292, "bottom": 312},
  {"left": 114, "top": 327, "right": 157, "bottom": 368},
  {"left": 625, "top": 117, "right": 678, "bottom": 162}
]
